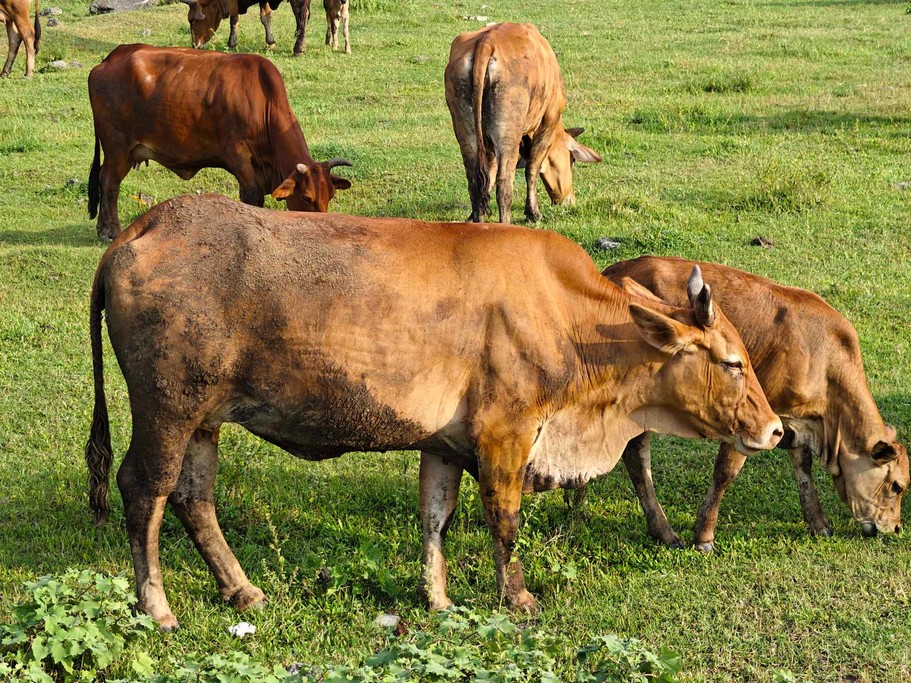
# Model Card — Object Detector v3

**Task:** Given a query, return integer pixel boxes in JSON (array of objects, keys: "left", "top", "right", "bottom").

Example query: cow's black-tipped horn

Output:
[
  {"left": 686, "top": 265, "right": 704, "bottom": 304},
  {"left": 324, "top": 158, "right": 353, "bottom": 169}
]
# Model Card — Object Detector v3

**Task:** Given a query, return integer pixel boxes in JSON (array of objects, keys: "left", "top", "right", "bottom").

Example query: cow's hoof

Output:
[
  {"left": 812, "top": 526, "right": 834, "bottom": 537},
  {"left": 156, "top": 614, "right": 180, "bottom": 632},
  {"left": 667, "top": 539, "right": 684, "bottom": 550},
  {"left": 266, "top": 43, "right": 276, "bottom": 51},
  {"left": 230, "top": 584, "right": 267, "bottom": 611},
  {"left": 525, "top": 211, "right": 542, "bottom": 224},
  {"left": 0, "top": 70, "right": 10, "bottom": 79},
  {"left": 507, "top": 590, "right": 538, "bottom": 614},
  {"left": 695, "top": 542, "right": 715, "bottom": 553},
  {"left": 428, "top": 596, "right": 453, "bottom": 611}
]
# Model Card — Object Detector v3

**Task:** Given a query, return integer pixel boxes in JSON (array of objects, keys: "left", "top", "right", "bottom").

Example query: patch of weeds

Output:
[
  {"left": 733, "top": 161, "right": 832, "bottom": 214},
  {"left": 0, "top": 569, "right": 155, "bottom": 682},
  {"left": 320, "top": 540, "right": 406, "bottom": 601}
]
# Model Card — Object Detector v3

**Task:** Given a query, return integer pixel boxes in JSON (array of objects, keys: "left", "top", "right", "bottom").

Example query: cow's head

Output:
[
  {"left": 538, "top": 127, "right": 602, "bottom": 207},
  {"left": 827, "top": 429, "right": 908, "bottom": 536},
  {"left": 270, "top": 159, "right": 353, "bottom": 212},
  {"left": 625, "top": 267, "right": 783, "bottom": 455},
  {"left": 180, "top": 0, "right": 223, "bottom": 49}
]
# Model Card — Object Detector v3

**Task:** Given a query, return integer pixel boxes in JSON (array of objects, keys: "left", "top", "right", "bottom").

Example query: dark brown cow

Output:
[
  {"left": 85, "top": 194, "right": 782, "bottom": 628},
  {"left": 181, "top": 0, "right": 311, "bottom": 55},
  {"left": 323, "top": 0, "right": 349, "bottom": 53},
  {"left": 445, "top": 22, "right": 601, "bottom": 224},
  {"left": 87, "top": 45, "right": 351, "bottom": 240},
  {"left": 0, "top": 0, "right": 40, "bottom": 78},
  {"left": 603, "top": 256, "right": 908, "bottom": 549}
]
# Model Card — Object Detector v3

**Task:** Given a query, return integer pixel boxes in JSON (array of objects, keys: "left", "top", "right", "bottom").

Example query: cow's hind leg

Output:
[
  {"left": 10, "top": 12, "right": 34, "bottom": 78},
  {"left": 290, "top": 0, "right": 310, "bottom": 54},
  {"left": 789, "top": 446, "right": 832, "bottom": 536},
  {"left": 340, "top": 0, "right": 349, "bottom": 52},
  {"left": 116, "top": 426, "right": 192, "bottom": 630},
  {"left": 169, "top": 430, "right": 266, "bottom": 611},
  {"left": 260, "top": 4, "right": 275, "bottom": 48},
  {"left": 692, "top": 442, "right": 747, "bottom": 551},
  {"left": 494, "top": 142, "right": 521, "bottom": 224},
  {"left": 96, "top": 153, "right": 130, "bottom": 240},
  {"left": 522, "top": 134, "right": 550, "bottom": 223},
  {"left": 1, "top": 21, "right": 22, "bottom": 78},
  {"left": 418, "top": 452, "right": 463, "bottom": 610},
  {"left": 621, "top": 433, "right": 683, "bottom": 548},
  {"left": 228, "top": 14, "right": 239, "bottom": 49}
]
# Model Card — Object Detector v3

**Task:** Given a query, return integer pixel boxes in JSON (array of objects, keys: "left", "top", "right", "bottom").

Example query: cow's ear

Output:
[
  {"left": 871, "top": 441, "right": 899, "bottom": 464},
  {"left": 271, "top": 177, "right": 297, "bottom": 200},
  {"left": 330, "top": 175, "right": 352, "bottom": 191},
  {"left": 629, "top": 304, "right": 697, "bottom": 355},
  {"left": 566, "top": 136, "right": 602, "bottom": 164},
  {"left": 620, "top": 277, "right": 665, "bottom": 304}
]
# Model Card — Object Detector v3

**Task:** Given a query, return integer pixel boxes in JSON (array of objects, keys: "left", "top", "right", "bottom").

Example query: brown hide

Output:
[
  {"left": 0, "top": 0, "right": 40, "bottom": 78},
  {"left": 605, "top": 256, "right": 908, "bottom": 542},
  {"left": 85, "top": 195, "right": 779, "bottom": 626},
  {"left": 86, "top": 45, "right": 350, "bottom": 240},
  {"left": 444, "top": 23, "right": 601, "bottom": 225}
]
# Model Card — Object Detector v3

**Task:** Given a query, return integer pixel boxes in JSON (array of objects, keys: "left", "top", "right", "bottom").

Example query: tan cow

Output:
[
  {"left": 445, "top": 23, "right": 601, "bottom": 224},
  {"left": 603, "top": 256, "right": 908, "bottom": 549},
  {"left": 0, "top": 0, "right": 40, "bottom": 78},
  {"left": 85, "top": 195, "right": 781, "bottom": 628}
]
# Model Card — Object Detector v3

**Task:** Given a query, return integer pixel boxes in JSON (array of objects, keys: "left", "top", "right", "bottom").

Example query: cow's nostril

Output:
[
  {"left": 772, "top": 427, "right": 784, "bottom": 440},
  {"left": 896, "top": 525, "right": 902, "bottom": 534}
]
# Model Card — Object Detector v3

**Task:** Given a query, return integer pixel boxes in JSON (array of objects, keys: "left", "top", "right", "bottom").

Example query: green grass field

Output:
[{"left": 1, "top": 0, "right": 910, "bottom": 680}]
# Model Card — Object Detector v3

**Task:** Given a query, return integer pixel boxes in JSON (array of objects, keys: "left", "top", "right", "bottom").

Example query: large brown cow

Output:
[
  {"left": 87, "top": 45, "right": 351, "bottom": 240},
  {"left": 180, "top": 0, "right": 311, "bottom": 55},
  {"left": 603, "top": 256, "right": 908, "bottom": 549},
  {"left": 0, "top": 0, "right": 40, "bottom": 78},
  {"left": 445, "top": 23, "right": 602, "bottom": 225},
  {"left": 85, "top": 194, "right": 782, "bottom": 628}
]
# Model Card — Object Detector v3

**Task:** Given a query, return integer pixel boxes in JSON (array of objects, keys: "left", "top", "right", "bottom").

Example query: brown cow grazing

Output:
[
  {"left": 603, "top": 256, "right": 908, "bottom": 549},
  {"left": 445, "top": 23, "right": 601, "bottom": 225},
  {"left": 180, "top": 0, "right": 311, "bottom": 55},
  {"left": 85, "top": 194, "right": 782, "bottom": 628},
  {"left": 323, "top": 0, "right": 349, "bottom": 53},
  {"left": 0, "top": 0, "right": 40, "bottom": 78},
  {"left": 87, "top": 44, "right": 351, "bottom": 240}
]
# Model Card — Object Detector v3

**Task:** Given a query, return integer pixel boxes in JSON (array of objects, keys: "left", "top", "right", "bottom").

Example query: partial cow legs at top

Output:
[
  {"left": 168, "top": 431, "right": 266, "bottom": 611},
  {"left": 494, "top": 142, "right": 521, "bottom": 225},
  {"left": 96, "top": 154, "right": 131, "bottom": 240},
  {"left": 418, "top": 452, "right": 463, "bottom": 610},
  {"left": 1, "top": 21, "right": 22, "bottom": 78},
  {"left": 290, "top": 0, "right": 310, "bottom": 54},
  {"left": 228, "top": 14, "right": 239, "bottom": 49},
  {"left": 259, "top": 4, "right": 275, "bottom": 48}
]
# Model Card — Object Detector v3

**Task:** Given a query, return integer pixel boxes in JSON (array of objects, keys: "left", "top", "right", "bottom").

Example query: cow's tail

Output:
[
  {"left": 88, "top": 135, "right": 100, "bottom": 219},
  {"left": 85, "top": 261, "right": 112, "bottom": 527},
  {"left": 471, "top": 38, "right": 494, "bottom": 218},
  {"left": 33, "top": 0, "right": 41, "bottom": 51}
]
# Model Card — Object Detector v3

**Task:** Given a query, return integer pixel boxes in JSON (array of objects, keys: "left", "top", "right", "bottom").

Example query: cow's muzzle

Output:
[{"left": 860, "top": 522, "right": 878, "bottom": 538}]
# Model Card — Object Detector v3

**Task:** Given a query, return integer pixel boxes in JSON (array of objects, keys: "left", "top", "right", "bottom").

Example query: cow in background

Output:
[
  {"left": 180, "top": 0, "right": 311, "bottom": 55},
  {"left": 0, "top": 0, "right": 40, "bottom": 78},
  {"left": 323, "top": 0, "right": 349, "bottom": 53},
  {"left": 604, "top": 256, "right": 908, "bottom": 548},
  {"left": 87, "top": 45, "right": 352, "bottom": 239},
  {"left": 445, "top": 22, "right": 601, "bottom": 224}
]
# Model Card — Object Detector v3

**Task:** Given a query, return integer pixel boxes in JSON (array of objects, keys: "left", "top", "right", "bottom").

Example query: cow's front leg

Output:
[
  {"left": 260, "top": 4, "right": 275, "bottom": 48},
  {"left": 418, "top": 452, "right": 463, "bottom": 610},
  {"left": 693, "top": 442, "right": 747, "bottom": 551},
  {"left": 621, "top": 433, "right": 683, "bottom": 548},
  {"left": 169, "top": 430, "right": 266, "bottom": 611},
  {"left": 290, "top": 0, "right": 310, "bottom": 54},
  {"left": 228, "top": 14, "right": 239, "bottom": 49},
  {"left": 476, "top": 426, "right": 536, "bottom": 611},
  {"left": 340, "top": 0, "right": 350, "bottom": 53},
  {"left": 789, "top": 446, "right": 832, "bottom": 536}
]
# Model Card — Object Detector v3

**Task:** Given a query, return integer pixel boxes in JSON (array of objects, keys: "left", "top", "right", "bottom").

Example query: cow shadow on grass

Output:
[{"left": 0, "top": 223, "right": 105, "bottom": 248}]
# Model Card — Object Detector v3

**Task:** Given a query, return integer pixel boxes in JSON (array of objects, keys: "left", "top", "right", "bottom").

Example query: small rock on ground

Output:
[
  {"left": 750, "top": 236, "right": 775, "bottom": 248},
  {"left": 90, "top": 0, "right": 155, "bottom": 14},
  {"left": 594, "top": 236, "right": 621, "bottom": 251},
  {"left": 46, "top": 17, "right": 60, "bottom": 26},
  {"left": 374, "top": 613, "right": 400, "bottom": 629},
  {"left": 140, "top": 28, "right": 152, "bottom": 36},
  {"left": 48, "top": 60, "right": 69, "bottom": 70},
  {"left": 892, "top": 180, "right": 911, "bottom": 190},
  {"left": 39, "top": 6, "right": 62, "bottom": 15}
]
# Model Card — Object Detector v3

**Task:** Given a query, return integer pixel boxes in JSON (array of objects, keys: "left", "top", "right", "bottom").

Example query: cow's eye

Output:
[
  {"left": 892, "top": 481, "right": 905, "bottom": 495},
  {"left": 721, "top": 359, "right": 744, "bottom": 373}
]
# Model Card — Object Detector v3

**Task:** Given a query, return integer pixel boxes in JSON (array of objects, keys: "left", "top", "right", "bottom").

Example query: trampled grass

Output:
[{"left": 1, "top": 0, "right": 910, "bottom": 680}]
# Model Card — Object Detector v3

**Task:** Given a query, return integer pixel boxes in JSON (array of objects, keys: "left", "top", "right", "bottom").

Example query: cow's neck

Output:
[
  {"left": 266, "top": 111, "right": 313, "bottom": 194},
  {"left": 820, "top": 370, "right": 890, "bottom": 469}
]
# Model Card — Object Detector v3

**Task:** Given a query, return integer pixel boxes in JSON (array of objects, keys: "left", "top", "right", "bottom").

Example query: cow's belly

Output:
[{"left": 130, "top": 143, "right": 222, "bottom": 180}]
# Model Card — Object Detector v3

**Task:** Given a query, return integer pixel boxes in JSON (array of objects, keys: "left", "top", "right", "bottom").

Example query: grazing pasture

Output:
[{"left": 0, "top": 0, "right": 909, "bottom": 680}]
